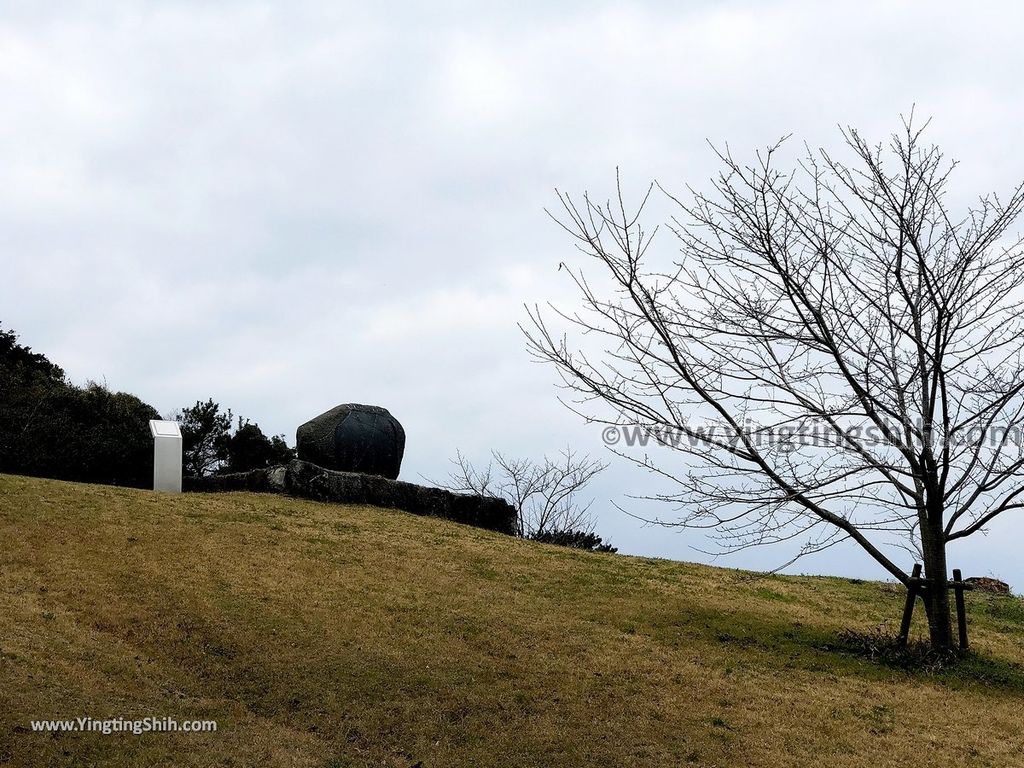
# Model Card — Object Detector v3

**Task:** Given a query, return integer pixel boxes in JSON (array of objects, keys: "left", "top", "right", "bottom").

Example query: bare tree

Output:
[
  {"left": 525, "top": 117, "right": 1024, "bottom": 651},
  {"left": 440, "top": 449, "right": 607, "bottom": 538}
]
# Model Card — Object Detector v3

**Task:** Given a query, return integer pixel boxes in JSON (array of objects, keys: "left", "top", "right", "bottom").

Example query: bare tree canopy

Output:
[
  {"left": 440, "top": 448, "right": 606, "bottom": 538},
  {"left": 525, "top": 117, "right": 1024, "bottom": 650}
]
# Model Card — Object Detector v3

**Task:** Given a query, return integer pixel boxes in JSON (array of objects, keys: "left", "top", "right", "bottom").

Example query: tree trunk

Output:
[{"left": 920, "top": 525, "right": 953, "bottom": 651}]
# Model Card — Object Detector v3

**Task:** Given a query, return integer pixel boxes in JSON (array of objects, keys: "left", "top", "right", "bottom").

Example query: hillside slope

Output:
[{"left": 1, "top": 473, "right": 1023, "bottom": 767}]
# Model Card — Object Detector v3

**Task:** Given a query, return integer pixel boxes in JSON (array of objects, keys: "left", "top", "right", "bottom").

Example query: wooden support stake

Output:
[
  {"left": 898, "top": 563, "right": 922, "bottom": 648},
  {"left": 953, "top": 568, "right": 969, "bottom": 653}
]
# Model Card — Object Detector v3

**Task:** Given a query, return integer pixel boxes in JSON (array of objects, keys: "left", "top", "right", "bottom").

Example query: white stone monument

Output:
[{"left": 149, "top": 419, "right": 183, "bottom": 493}]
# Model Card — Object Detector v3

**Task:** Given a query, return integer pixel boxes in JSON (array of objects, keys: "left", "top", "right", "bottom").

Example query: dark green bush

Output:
[
  {"left": 174, "top": 400, "right": 296, "bottom": 477},
  {"left": 221, "top": 418, "right": 295, "bottom": 474},
  {"left": 529, "top": 529, "right": 617, "bottom": 553},
  {"left": 0, "top": 326, "right": 159, "bottom": 487},
  {"left": 175, "top": 399, "right": 233, "bottom": 477},
  {"left": 2, "top": 326, "right": 297, "bottom": 488}
]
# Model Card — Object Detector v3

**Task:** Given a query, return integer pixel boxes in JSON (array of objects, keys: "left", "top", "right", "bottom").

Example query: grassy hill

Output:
[{"left": 1, "top": 474, "right": 1023, "bottom": 767}]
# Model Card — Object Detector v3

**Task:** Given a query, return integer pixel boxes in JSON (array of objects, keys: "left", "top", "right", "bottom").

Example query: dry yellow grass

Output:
[{"left": 1, "top": 472, "right": 1023, "bottom": 767}]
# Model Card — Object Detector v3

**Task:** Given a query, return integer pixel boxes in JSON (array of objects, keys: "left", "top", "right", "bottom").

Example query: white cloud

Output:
[{"left": 4, "top": 0, "right": 1024, "bottom": 583}]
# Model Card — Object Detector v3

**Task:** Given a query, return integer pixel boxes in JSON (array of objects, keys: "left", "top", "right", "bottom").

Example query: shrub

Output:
[
  {"left": 221, "top": 417, "right": 295, "bottom": 473},
  {"left": 529, "top": 529, "right": 617, "bottom": 553},
  {"left": 174, "top": 399, "right": 233, "bottom": 477},
  {"left": 0, "top": 326, "right": 159, "bottom": 487}
]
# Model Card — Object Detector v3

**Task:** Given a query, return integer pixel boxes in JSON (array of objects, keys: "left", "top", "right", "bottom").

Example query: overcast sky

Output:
[{"left": 4, "top": 1, "right": 1024, "bottom": 585}]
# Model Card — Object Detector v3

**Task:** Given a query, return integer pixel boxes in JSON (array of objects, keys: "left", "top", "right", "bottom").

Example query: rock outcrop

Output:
[
  {"left": 964, "top": 577, "right": 1011, "bottom": 595},
  {"left": 184, "top": 459, "right": 516, "bottom": 535},
  {"left": 295, "top": 404, "right": 405, "bottom": 479}
]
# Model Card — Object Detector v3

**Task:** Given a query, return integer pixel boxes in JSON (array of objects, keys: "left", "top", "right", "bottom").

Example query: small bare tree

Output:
[
  {"left": 439, "top": 449, "right": 607, "bottom": 538},
  {"left": 525, "top": 117, "right": 1024, "bottom": 651}
]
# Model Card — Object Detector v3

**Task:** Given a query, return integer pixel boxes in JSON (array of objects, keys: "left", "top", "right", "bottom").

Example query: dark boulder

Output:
[{"left": 296, "top": 403, "right": 405, "bottom": 479}]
